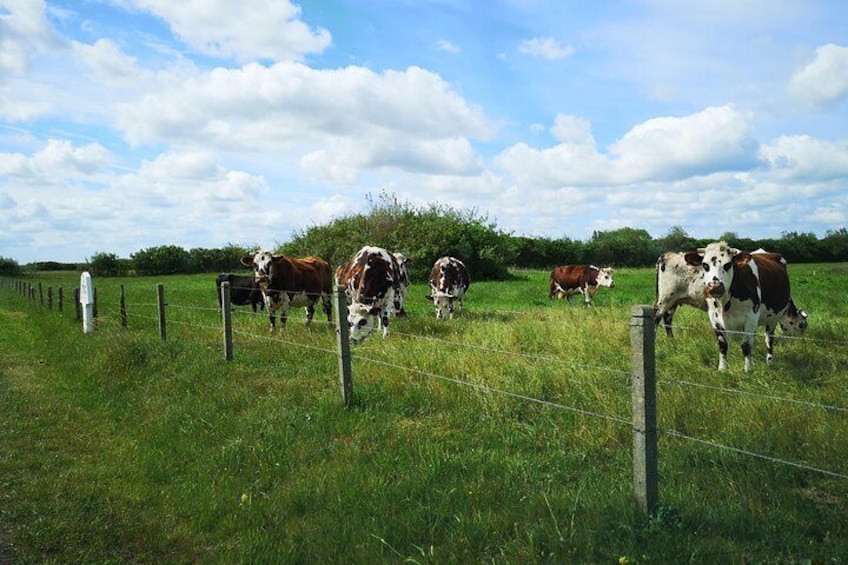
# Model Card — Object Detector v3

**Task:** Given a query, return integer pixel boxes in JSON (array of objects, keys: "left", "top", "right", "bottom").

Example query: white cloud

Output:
[
  {"left": 496, "top": 105, "right": 757, "bottom": 188},
  {"left": 435, "top": 39, "right": 460, "bottom": 54},
  {"left": 0, "top": 0, "right": 56, "bottom": 72},
  {"left": 0, "top": 139, "right": 111, "bottom": 178},
  {"left": 787, "top": 43, "right": 848, "bottom": 108},
  {"left": 518, "top": 37, "right": 575, "bottom": 60},
  {"left": 72, "top": 38, "right": 151, "bottom": 86},
  {"left": 759, "top": 135, "right": 848, "bottom": 181},
  {"left": 124, "top": 0, "right": 331, "bottom": 62}
]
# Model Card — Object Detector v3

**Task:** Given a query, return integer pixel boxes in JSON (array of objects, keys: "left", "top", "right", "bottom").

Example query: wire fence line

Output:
[{"left": 3, "top": 277, "right": 847, "bottom": 487}]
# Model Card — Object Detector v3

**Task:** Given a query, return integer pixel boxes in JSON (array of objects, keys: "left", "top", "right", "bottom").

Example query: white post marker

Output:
[{"left": 80, "top": 271, "right": 94, "bottom": 334}]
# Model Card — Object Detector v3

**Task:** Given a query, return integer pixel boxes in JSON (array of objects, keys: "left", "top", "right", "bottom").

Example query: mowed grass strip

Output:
[{"left": 1, "top": 266, "right": 847, "bottom": 563}]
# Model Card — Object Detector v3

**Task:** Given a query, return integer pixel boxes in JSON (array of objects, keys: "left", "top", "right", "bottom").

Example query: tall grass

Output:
[{"left": 1, "top": 265, "right": 846, "bottom": 563}]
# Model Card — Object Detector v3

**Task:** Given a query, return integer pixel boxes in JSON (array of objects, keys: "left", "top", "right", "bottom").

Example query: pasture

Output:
[{"left": 1, "top": 264, "right": 847, "bottom": 563}]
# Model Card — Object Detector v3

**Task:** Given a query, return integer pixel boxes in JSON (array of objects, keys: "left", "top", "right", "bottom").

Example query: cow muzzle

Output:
[{"left": 704, "top": 281, "right": 725, "bottom": 298}]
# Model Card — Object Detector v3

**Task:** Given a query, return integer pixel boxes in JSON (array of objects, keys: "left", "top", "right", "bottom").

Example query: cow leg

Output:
[
  {"left": 322, "top": 294, "right": 332, "bottom": 323},
  {"left": 381, "top": 311, "right": 391, "bottom": 339},
  {"left": 662, "top": 307, "right": 677, "bottom": 338},
  {"left": 764, "top": 322, "right": 778, "bottom": 365},
  {"left": 741, "top": 317, "right": 758, "bottom": 372},
  {"left": 305, "top": 304, "right": 315, "bottom": 326},
  {"left": 713, "top": 324, "right": 729, "bottom": 371}
]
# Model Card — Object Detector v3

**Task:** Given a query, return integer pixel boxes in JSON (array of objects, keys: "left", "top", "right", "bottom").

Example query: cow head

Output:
[
  {"left": 426, "top": 291, "right": 455, "bottom": 320},
  {"left": 597, "top": 267, "right": 615, "bottom": 288},
  {"left": 699, "top": 242, "right": 740, "bottom": 299},
  {"left": 348, "top": 305, "right": 380, "bottom": 344},
  {"left": 780, "top": 299, "right": 809, "bottom": 336},
  {"left": 241, "top": 250, "right": 275, "bottom": 285}
]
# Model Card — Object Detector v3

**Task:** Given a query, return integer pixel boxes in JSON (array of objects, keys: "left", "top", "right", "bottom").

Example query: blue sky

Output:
[{"left": 2, "top": 0, "right": 847, "bottom": 263}]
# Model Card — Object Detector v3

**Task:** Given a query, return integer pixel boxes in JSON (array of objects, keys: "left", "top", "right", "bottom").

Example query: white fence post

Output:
[
  {"left": 631, "top": 305, "right": 658, "bottom": 516},
  {"left": 80, "top": 272, "right": 94, "bottom": 334}
]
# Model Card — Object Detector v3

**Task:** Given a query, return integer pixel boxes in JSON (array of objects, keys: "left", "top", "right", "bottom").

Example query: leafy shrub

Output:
[
  {"left": 131, "top": 245, "right": 191, "bottom": 275},
  {"left": 0, "top": 256, "right": 21, "bottom": 276}
]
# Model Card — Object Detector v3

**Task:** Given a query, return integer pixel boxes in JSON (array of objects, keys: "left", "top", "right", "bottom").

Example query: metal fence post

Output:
[
  {"left": 631, "top": 305, "right": 658, "bottom": 517},
  {"left": 333, "top": 285, "right": 353, "bottom": 407},
  {"left": 157, "top": 283, "right": 167, "bottom": 341},
  {"left": 221, "top": 281, "right": 233, "bottom": 361}
]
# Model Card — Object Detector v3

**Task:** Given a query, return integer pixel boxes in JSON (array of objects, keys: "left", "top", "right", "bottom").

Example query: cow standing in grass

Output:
[
  {"left": 240, "top": 251, "right": 332, "bottom": 331},
  {"left": 335, "top": 246, "right": 403, "bottom": 344},
  {"left": 426, "top": 256, "right": 470, "bottom": 319},
  {"left": 215, "top": 273, "right": 265, "bottom": 313},
  {"left": 549, "top": 265, "right": 615, "bottom": 306},
  {"left": 696, "top": 242, "right": 806, "bottom": 371},
  {"left": 654, "top": 249, "right": 808, "bottom": 339}
]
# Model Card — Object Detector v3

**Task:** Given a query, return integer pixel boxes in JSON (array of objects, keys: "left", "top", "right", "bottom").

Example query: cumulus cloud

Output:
[
  {"left": 518, "top": 37, "right": 575, "bottom": 60},
  {"left": 124, "top": 0, "right": 331, "bottom": 62},
  {"left": 71, "top": 38, "right": 151, "bottom": 86},
  {"left": 0, "top": 0, "right": 56, "bottom": 72},
  {"left": 759, "top": 135, "right": 848, "bottom": 181},
  {"left": 496, "top": 105, "right": 757, "bottom": 188},
  {"left": 787, "top": 43, "right": 848, "bottom": 108},
  {"left": 116, "top": 63, "right": 493, "bottom": 170},
  {"left": 0, "top": 139, "right": 111, "bottom": 178}
]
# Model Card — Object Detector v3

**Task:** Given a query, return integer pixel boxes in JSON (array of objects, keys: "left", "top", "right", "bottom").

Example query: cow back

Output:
[
  {"left": 750, "top": 253, "right": 790, "bottom": 313},
  {"left": 270, "top": 255, "right": 332, "bottom": 295}
]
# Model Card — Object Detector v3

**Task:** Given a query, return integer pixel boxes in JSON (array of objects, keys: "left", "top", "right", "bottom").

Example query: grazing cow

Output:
[
  {"left": 336, "top": 246, "right": 402, "bottom": 344},
  {"left": 549, "top": 265, "right": 615, "bottom": 306},
  {"left": 240, "top": 251, "right": 332, "bottom": 331},
  {"left": 654, "top": 250, "right": 808, "bottom": 339},
  {"left": 426, "top": 256, "right": 470, "bottom": 319},
  {"left": 697, "top": 241, "right": 805, "bottom": 371},
  {"left": 215, "top": 273, "right": 265, "bottom": 312}
]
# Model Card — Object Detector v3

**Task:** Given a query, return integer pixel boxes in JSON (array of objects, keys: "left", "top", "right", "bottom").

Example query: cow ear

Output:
[
  {"left": 683, "top": 251, "right": 702, "bottom": 266},
  {"left": 240, "top": 255, "right": 254, "bottom": 267}
]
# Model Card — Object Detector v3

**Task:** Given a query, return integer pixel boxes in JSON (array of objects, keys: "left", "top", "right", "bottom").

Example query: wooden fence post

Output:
[
  {"left": 157, "top": 283, "right": 167, "bottom": 341},
  {"left": 221, "top": 281, "right": 233, "bottom": 361},
  {"left": 74, "top": 288, "right": 81, "bottom": 320},
  {"left": 58, "top": 286, "right": 64, "bottom": 313},
  {"left": 333, "top": 285, "right": 353, "bottom": 407},
  {"left": 631, "top": 305, "right": 658, "bottom": 517},
  {"left": 120, "top": 285, "right": 127, "bottom": 329},
  {"left": 47, "top": 286, "right": 53, "bottom": 310},
  {"left": 38, "top": 282, "right": 43, "bottom": 306}
]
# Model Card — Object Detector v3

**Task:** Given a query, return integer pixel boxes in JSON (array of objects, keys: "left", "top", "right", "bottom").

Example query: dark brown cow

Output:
[
  {"left": 697, "top": 241, "right": 804, "bottom": 371},
  {"left": 240, "top": 251, "right": 332, "bottom": 331},
  {"left": 425, "top": 256, "right": 470, "bottom": 319},
  {"left": 549, "top": 265, "right": 615, "bottom": 306},
  {"left": 335, "top": 246, "right": 402, "bottom": 343},
  {"left": 215, "top": 273, "right": 265, "bottom": 312}
]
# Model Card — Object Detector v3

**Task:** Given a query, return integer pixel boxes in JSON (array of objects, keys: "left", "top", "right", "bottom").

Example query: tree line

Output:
[{"left": 2, "top": 194, "right": 846, "bottom": 280}]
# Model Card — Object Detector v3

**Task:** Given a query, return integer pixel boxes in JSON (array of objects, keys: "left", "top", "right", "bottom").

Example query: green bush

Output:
[
  {"left": 131, "top": 245, "right": 191, "bottom": 276},
  {"left": 0, "top": 256, "right": 21, "bottom": 276},
  {"left": 87, "top": 252, "right": 129, "bottom": 277}
]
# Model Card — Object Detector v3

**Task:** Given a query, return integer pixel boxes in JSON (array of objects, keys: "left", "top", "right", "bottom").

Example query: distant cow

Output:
[
  {"left": 426, "top": 256, "right": 470, "bottom": 319},
  {"left": 393, "top": 252, "right": 411, "bottom": 318},
  {"left": 696, "top": 241, "right": 806, "bottom": 371},
  {"left": 240, "top": 251, "right": 332, "bottom": 331},
  {"left": 336, "top": 246, "right": 403, "bottom": 344},
  {"left": 654, "top": 249, "right": 808, "bottom": 339},
  {"left": 215, "top": 273, "right": 265, "bottom": 312},
  {"left": 549, "top": 265, "right": 615, "bottom": 306}
]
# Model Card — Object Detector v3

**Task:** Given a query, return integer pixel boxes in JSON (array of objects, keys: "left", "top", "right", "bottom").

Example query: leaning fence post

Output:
[
  {"left": 221, "top": 281, "right": 233, "bottom": 360},
  {"left": 333, "top": 285, "right": 353, "bottom": 407},
  {"left": 631, "top": 305, "right": 658, "bottom": 517},
  {"left": 38, "top": 282, "right": 44, "bottom": 306},
  {"left": 157, "top": 283, "right": 167, "bottom": 341}
]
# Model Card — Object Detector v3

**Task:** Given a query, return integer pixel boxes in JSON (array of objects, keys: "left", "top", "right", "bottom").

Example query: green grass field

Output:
[{"left": 1, "top": 265, "right": 846, "bottom": 563}]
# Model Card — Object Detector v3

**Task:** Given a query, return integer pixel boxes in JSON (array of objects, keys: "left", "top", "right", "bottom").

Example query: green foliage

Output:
[
  {"left": 282, "top": 191, "right": 515, "bottom": 280},
  {"left": 586, "top": 227, "right": 658, "bottom": 267},
  {"left": 131, "top": 245, "right": 191, "bottom": 275},
  {"left": 187, "top": 244, "right": 253, "bottom": 273},
  {"left": 87, "top": 252, "right": 128, "bottom": 277},
  {"left": 0, "top": 256, "right": 22, "bottom": 276}
]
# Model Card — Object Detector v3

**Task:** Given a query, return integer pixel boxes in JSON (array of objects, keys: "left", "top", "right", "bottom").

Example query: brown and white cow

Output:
[
  {"left": 549, "top": 265, "right": 615, "bottom": 306},
  {"left": 240, "top": 251, "right": 332, "bottom": 331},
  {"left": 696, "top": 241, "right": 804, "bottom": 371},
  {"left": 426, "top": 256, "right": 470, "bottom": 319},
  {"left": 336, "top": 246, "right": 403, "bottom": 344},
  {"left": 654, "top": 249, "right": 808, "bottom": 339},
  {"left": 392, "top": 252, "right": 411, "bottom": 318}
]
